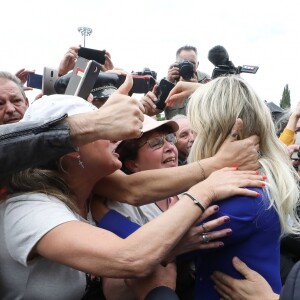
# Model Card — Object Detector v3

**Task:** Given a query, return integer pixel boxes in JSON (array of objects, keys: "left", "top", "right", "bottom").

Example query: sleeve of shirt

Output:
[
  {"left": 4, "top": 193, "right": 79, "bottom": 266},
  {"left": 0, "top": 115, "right": 76, "bottom": 176},
  {"left": 279, "top": 128, "right": 295, "bottom": 146},
  {"left": 97, "top": 209, "right": 140, "bottom": 238}
]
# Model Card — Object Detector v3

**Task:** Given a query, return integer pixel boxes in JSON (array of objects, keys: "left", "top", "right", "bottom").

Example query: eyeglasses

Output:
[{"left": 139, "top": 133, "right": 177, "bottom": 150}]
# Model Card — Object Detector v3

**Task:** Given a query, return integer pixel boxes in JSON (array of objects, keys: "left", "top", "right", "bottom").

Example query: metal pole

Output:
[{"left": 77, "top": 27, "right": 93, "bottom": 47}]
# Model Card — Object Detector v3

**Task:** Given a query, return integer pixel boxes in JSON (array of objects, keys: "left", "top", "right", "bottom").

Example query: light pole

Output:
[{"left": 77, "top": 27, "right": 93, "bottom": 47}]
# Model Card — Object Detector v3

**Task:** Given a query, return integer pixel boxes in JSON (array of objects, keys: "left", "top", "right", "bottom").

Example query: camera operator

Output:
[{"left": 141, "top": 45, "right": 210, "bottom": 119}]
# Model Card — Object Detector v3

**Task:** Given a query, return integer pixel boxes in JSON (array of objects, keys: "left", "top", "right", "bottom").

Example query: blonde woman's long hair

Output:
[{"left": 187, "top": 75, "right": 300, "bottom": 235}]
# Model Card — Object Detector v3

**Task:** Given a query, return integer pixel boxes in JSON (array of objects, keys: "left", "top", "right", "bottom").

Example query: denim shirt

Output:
[{"left": 0, "top": 114, "right": 75, "bottom": 176}]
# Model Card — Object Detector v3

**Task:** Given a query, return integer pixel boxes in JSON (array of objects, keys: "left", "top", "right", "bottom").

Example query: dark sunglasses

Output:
[{"left": 139, "top": 133, "right": 177, "bottom": 150}]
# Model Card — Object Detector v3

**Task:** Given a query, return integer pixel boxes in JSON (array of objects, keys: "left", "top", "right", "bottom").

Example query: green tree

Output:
[{"left": 280, "top": 84, "right": 291, "bottom": 109}]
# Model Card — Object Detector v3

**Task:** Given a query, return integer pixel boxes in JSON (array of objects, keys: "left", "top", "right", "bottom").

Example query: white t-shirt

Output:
[
  {"left": 0, "top": 192, "right": 87, "bottom": 300},
  {"left": 107, "top": 201, "right": 162, "bottom": 225}
]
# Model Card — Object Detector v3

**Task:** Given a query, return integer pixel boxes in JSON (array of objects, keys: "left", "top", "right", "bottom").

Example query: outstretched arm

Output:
[{"left": 93, "top": 119, "right": 260, "bottom": 205}]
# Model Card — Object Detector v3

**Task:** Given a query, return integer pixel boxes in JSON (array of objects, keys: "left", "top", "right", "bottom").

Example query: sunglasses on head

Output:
[{"left": 139, "top": 133, "right": 177, "bottom": 150}]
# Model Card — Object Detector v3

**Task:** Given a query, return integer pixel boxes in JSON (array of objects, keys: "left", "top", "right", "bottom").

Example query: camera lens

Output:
[{"left": 178, "top": 60, "right": 194, "bottom": 80}]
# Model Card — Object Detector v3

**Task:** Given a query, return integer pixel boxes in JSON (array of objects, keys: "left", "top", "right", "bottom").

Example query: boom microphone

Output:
[{"left": 208, "top": 45, "right": 230, "bottom": 67}]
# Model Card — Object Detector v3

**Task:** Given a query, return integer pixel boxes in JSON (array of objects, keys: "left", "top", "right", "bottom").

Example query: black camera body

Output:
[
  {"left": 134, "top": 67, "right": 157, "bottom": 80},
  {"left": 211, "top": 64, "right": 259, "bottom": 79},
  {"left": 178, "top": 60, "right": 194, "bottom": 81},
  {"left": 208, "top": 45, "right": 259, "bottom": 80}
]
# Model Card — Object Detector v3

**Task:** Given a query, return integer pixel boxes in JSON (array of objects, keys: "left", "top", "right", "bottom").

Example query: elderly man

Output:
[
  {"left": 171, "top": 114, "right": 195, "bottom": 165},
  {"left": 0, "top": 71, "right": 29, "bottom": 124}
]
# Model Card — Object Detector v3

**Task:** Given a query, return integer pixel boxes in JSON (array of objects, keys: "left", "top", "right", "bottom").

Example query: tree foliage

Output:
[{"left": 280, "top": 84, "right": 291, "bottom": 109}]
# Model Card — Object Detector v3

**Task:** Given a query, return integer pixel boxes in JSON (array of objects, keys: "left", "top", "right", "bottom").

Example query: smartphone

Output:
[
  {"left": 27, "top": 73, "right": 43, "bottom": 89},
  {"left": 155, "top": 79, "right": 175, "bottom": 110},
  {"left": 78, "top": 47, "right": 106, "bottom": 64},
  {"left": 65, "top": 57, "right": 101, "bottom": 100},
  {"left": 291, "top": 132, "right": 300, "bottom": 160},
  {"left": 42, "top": 67, "right": 59, "bottom": 95},
  {"left": 117, "top": 75, "right": 156, "bottom": 94}
]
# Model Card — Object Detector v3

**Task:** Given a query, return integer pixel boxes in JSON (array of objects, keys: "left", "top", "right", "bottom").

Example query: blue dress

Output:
[{"left": 193, "top": 187, "right": 281, "bottom": 299}]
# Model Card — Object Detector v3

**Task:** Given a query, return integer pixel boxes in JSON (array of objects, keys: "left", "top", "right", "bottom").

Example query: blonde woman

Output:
[{"left": 186, "top": 75, "right": 300, "bottom": 299}]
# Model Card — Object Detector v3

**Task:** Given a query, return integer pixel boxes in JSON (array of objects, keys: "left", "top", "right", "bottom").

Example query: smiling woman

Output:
[{"left": 96, "top": 115, "right": 234, "bottom": 299}]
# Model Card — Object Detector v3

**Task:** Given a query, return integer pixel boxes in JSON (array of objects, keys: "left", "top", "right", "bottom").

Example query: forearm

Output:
[
  {"left": 67, "top": 112, "right": 104, "bottom": 147},
  {"left": 285, "top": 114, "right": 299, "bottom": 131},
  {"left": 94, "top": 158, "right": 218, "bottom": 205},
  {"left": 39, "top": 196, "right": 205, "bottom": 278}
]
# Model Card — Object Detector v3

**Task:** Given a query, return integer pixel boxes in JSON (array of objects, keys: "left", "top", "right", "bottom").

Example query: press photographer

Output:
[
  {"left": 140, "top": 45, "right": 211, "bottom": 118},
  {"left": 163, "top": 45, "right": 210, "bottom": 119},
  {"left": 166, "top": 45, "right": 210, "bottom": 84}
]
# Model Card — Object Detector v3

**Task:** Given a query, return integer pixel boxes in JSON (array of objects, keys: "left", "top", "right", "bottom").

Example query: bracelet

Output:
[
  {"left": 197, "top": 161, "right": 206, "bottom": 180},
  {"left": 182, "top": 192, "right": 206, "bottom": 213}
]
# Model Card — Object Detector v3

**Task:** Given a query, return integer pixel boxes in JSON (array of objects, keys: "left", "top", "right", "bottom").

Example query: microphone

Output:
[
  {"left": 208, "top": 45, "right": 230, "bottom": 67},
  {"left": 208, "top": 45, "right": 259, "bottom": 79}
]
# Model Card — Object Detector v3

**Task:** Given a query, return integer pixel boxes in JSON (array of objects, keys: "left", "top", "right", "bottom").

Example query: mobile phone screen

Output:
[{"left": 27, "top": 73, "right": 43, "bottom": 89}]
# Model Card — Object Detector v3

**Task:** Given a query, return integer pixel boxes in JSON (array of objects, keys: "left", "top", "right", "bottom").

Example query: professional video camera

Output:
[{"left": 208, "top": 45, "right": 259, "bottom": 79}]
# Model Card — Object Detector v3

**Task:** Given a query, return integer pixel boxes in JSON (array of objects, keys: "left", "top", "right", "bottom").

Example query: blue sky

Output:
[{"left": 1, "top": 0, "right": 299, "bottom": 108}]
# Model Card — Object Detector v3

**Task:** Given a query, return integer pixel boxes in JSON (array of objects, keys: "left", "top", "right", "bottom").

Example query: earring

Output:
[{"left": 77, "top": 155, "right": 85, "bottom": 169}]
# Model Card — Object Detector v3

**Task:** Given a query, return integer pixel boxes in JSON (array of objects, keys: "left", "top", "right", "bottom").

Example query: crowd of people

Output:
[{"left": 0, "top": 43, "right": 300, "bottom": 300}]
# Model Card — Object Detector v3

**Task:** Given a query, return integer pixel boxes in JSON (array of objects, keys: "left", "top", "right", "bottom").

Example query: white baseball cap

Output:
[{"left": 22, "top": 94, "right": 97, "bottom": 122}]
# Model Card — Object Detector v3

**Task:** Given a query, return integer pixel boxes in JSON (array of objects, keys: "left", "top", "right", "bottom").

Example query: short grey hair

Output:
[{"left": 0, "top": 71, "right": 27, "bottom": 100}]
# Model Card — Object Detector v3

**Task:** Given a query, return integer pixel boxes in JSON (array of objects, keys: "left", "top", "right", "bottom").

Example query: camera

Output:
[
  {"left": 211, "top": 64, "right": 259, "bottom": 79},
  {"left": 178, "top": 60, "right": 194, "bottom": 81},
  {"left": 208, "top": 45, "right": 259, "bottom": 79},
  {"left": 134, "top": 67, "right": 157, "bottom": 80}
]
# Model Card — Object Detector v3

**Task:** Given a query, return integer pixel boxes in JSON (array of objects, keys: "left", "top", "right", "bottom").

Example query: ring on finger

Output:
[{"left": 202, "top": 233, "right": 210, "bottom": 243}]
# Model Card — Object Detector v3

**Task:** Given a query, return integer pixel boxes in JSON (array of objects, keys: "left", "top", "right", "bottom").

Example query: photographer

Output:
[
  {"left": 141, "top": 45, "right": 210, "bottom": 119},
  {"left": 164, "top": 45, "right": 210, "bottom": 119}
]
